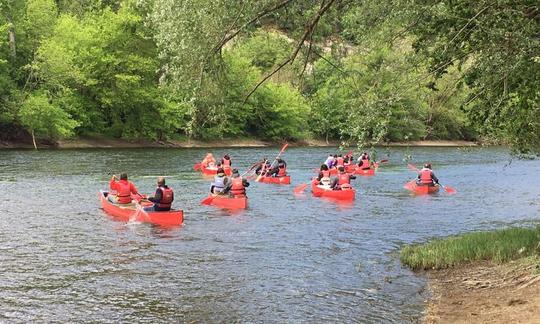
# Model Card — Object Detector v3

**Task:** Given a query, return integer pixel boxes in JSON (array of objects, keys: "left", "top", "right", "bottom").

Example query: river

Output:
[{"left": 0, "top": 146, "right": 539, "bottom": 322}]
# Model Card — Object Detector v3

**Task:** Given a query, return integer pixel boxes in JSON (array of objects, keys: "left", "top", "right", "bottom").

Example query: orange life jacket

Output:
[
  {"left": 338, "top": 173, "right": 350, "bottom": 185},
  {"left": 321, "top": 170, "right": 330, "bottom": 178},
  {"left": 156, "top": 186, "right": 174, "bottom": 209},
  {"left": 222, "top": 158, "right": 231, "bottom": 167},
  {"left": 230, "top": 177, "right": 245, "bottom": 196},
  {"left": 336, "top": 157, "right": 344, "bottom": 166},
  {"left": 420, "top": 168, "right": 433, "bottom": 184},
  {"left": 116, "top": 181, "right": 132, "bottom": 204}
]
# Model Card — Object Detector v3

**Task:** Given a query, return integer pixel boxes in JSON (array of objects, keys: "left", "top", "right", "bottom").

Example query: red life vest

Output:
[
  {"left": 338, "top": 173, "right": 350, "bottom": 185},
  {"left": 116, "top": 181, "right": 132, "bottom": 204},
  {"left": 222, "top": 158, "right": 231, "bottom": 167},
  {"left": 336, "top": 157, "right": 344, "bottom": 166},
  {"left": 230, "top": 177, "right": 245, "bottom": 196},
  {"left": 322, "top": 170, "right": 330, "bottom": 178},
  {"left": 157, "top": 187, "right": 174, "bottom": 209},
  {"left": 277, "top": 166, "right": 287, "bottom": 177},
  {"left": 360, "top": 158, "right": 371, "bottom": 169},
  {"left": 419, "top": 168, "right": 433, "bottom": 184}
]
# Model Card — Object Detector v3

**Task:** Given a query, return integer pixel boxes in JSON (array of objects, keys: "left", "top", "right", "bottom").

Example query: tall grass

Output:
[{"left": 401, "top": 226, "right": 540, "bottom": 270}]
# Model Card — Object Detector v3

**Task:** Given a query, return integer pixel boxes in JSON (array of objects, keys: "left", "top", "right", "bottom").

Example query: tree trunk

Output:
[
  {"left": 31, "top": 130, "right": 37, "bottom": 150},
  {"left": 7, "top": 19, "right": 16, "bottom": 58}
]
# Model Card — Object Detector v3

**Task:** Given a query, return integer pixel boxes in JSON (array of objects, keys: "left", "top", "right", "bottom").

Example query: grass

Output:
[{"left": 401, "top": 226, "right": 540, "bottom": 270}]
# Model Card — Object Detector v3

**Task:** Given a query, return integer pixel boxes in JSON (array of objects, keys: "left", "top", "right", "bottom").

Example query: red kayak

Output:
[
  {"left": 404, "top": 181, "right": 440, "bottom": 195},
  {"left": 99, "top": 191, "right": 183, "bottom": 226},
  {"left": 205, "top": 194, "right": 248, "bottom": 209},
  {"left": 258, "top": 175, "right": 291, "bottom": 185},
  {"left": 311, "top": 180, "right": 356, "bottom": 201},
  {"left": 353, "top": 167, "right": 375, "bottom": 176},
  {"left": 201, "top": 165, "right": 232, "bottom": 176}
]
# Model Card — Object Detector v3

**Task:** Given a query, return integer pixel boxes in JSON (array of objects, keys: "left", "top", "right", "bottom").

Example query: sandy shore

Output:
[
  {"left": 0, "top": 137, "right": 478, "bottom": 149},
  {"left": 424, "top": 257, "right": 540, "bottom": 323}
]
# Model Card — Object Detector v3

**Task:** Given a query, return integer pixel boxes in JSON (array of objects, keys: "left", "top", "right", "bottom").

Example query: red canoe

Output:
[
  {"left": 353, "top": 167, "right": 375, "bottom": 176},
  {"left": 311, "top": 180, "right": 356, "bottom": 201},
  {"left": 206, "top": 195, "right": 248, "bottom": 209},
  {"left": 404, "top": 181, "right": 440, "bottom": 195},
  {"left": 258, "top": 175, "right": 291, "bottom": 185},
  {"left": 201, "top": 165, "right": 232, "bottom": 176},
  {"left": 99, "top": 191, "right": 183, "bottom": 226}
]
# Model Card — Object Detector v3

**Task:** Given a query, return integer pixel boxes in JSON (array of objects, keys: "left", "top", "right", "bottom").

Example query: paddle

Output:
[
  {"left": 201, "top": 196, "right": 214, "bottom": 205},
  {"left": 407, "top": 163, "right": 457, "bottom": 194},
  {"left": 256, "top": 143, "right": 289, "bottom": 182},
  {"left": 293, "top": 183, "right": 309, "bottom": 194},
  {"left": 373, "top": 159, "right": 389, "bottom": 169}
]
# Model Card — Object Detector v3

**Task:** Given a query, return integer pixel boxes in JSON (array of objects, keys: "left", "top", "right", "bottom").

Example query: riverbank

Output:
[
  {"left": 401, "top": 227, "right": 540, "bottom": 323},
  {"left": 0, "top": 136, "right": 478, "bottom": 149}
]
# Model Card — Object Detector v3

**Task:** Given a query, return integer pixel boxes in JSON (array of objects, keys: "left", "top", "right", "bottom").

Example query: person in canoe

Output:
[
  {"left": 201, "top": 153, "right": 216, "bottom": 168},
  {"left": 316, "top": 164, "right": 332, "bottom": 186},
  {"left": 144, "top": 177, "right": 174, "bottom": 211},
  {"left": 254, "top": 158, "right": 271, "bottom": 175},
  {"left": 324, "top": 154, "right": 335, "bottom": 168},
  {"left": 331, "top": 166, "right": 356, "bottom": 190},
  {"left": 108, "top": 173, "right": 141, "bottom": 204},
  {"left": 266, "top": 158, "right": 287, "bottom": 177},
  {"left": 357, "top": 152, "right": 371, "bottom": 170},
  {"left": 336, "top": 154, "right": 344, "bottom": 167},
  {"left": 223, "top": 169, "right": 250, "bottom": 197},
  {"left": 221, "top": 154, "right": 232, "bottom": 168},
  {"left": 416, "top": 163, "right": 439, "bottom": 187},
  {"left": 210, "top": 168, "right": 230, "bottom": 195}
]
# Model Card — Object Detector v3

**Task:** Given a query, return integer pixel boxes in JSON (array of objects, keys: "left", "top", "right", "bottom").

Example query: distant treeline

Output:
[{"left": 1, "top": 0, "right": 538, "bottom": 152}]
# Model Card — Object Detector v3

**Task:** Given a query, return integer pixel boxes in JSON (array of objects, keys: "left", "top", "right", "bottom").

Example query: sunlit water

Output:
[{"left": 0, "top": 146, "right": 539, "bottom": 322}]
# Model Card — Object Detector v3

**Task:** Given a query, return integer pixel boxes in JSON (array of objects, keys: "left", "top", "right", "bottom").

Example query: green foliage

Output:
[
  {"left": 401, "top": 226, "right": 540, "bottom": 270},
  {"left": 19, "top": 91, "right": 78, "bottom": 138}
]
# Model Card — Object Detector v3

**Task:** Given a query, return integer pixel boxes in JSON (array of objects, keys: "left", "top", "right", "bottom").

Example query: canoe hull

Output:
[
  {"left": 99, "top": 191, "right": 183, "bottom": 226},
  {"left": 311, "top": 180, "right": 355, "bottom": 201},
  {"left": 353, "top": 167, "right": 375, "bottom": 176},
  {"left": 259, "top": 175, "right": 291, "bottom": 185},
  {"left": 208, "top": 195, "right": 248, "bottom": 209},
  {"left": 201, "top": 165, "right": 232, "bottom": 176},
  {"left": 404, "top": 181, "right": 440, "bottom": 195}
]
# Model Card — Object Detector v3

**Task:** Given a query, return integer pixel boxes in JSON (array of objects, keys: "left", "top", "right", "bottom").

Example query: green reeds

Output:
[{"left": 401, "top": 226, "right": 540, "bottom": 270}]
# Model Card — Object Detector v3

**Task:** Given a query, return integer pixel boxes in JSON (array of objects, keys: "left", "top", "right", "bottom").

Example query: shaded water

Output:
[{"left": 0, "top": 147, "right": 539, "bottom": 322}]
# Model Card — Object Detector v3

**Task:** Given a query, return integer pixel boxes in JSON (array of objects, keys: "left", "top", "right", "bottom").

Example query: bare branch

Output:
[{"left": 244, "top": 0, "right": 338, "bottom": 102}]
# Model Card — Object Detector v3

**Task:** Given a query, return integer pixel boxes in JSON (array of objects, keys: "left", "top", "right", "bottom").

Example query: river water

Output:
[{"left": 0, "top": 146, "right": 539, "bottom": 322}]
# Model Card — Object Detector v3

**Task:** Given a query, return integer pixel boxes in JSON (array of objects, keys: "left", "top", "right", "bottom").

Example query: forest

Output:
[{"left": 0, "top": 0, "right": 538, "bottom": 152}]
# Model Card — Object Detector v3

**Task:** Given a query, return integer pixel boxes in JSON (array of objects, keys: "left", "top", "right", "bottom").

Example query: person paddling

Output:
[
  {"left": 109, "top": 173, "right": 140, "bottom": 204},
  {"left": 330, "top": 166, "right": 356, "bottom": 190},
  {"left": 210, "top": 168, "right": 229, "bottom": 195},
  {"left": 324, "top": 154, "right": 335, "bottom": 168},
  {"left": 201, "top": 153, "right": 216, "bottom": 168},
  {"left": 254, "top": 158, "right": 271, "bottom": 175},
  {"left": 223, "top": 169, "right": 250, "bottom": 197},
  {"left": 221, "top": 154, "right": 232, "bottom": 167},
  {"left": 358, "top": 152, "right": 371, "bottom": 170},
  {"left": 316, "top": 164, "right": 332, "bottom": 186},
  {"left": 266, "top": 158, "right": 287, "bottom": 177},
  {"left": 336, "top": 154, "right": 344, "bottom": 167},
  {"left": 416, "top": 163, "right": 439, "bottom": 186},
  {"left": 144, "top": 177, "right": 174, "bottom": 211}
]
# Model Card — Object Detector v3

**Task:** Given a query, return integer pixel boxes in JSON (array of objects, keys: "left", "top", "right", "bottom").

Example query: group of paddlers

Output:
[{"left": 200, "top": 153, "right": 288, "bottom": 198}]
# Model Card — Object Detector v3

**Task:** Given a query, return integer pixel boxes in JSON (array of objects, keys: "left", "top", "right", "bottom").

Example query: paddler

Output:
[
  {"left": 108, "top": 173, "right": 140, "bottom": 204},
  {"left": 254, "top": 158, "right": 271, "bottom": 175},
  {"left": 201, "top": 153, "right": 216, "bottom": 168},
  {"left": 223, "top": 169, "right": 250, "bottom": 197},
  {"left": 416, "top": 163, "right": 439, "bottom": 186},
  {"left": 144, "top": 177, "right": 174, "bottom": 211},
  {"left": 221, "top": 154, "right": 232, "bottom": 167},
  {"left": 324, "top": 154, "right": 335, "bottom": 168},
  {"left": 331, "top": 166, "right": 356, "bottom": 190},
  {"left": 266, "top": 158, "right": 287, "bottom": 177},
  {"left": 316, "top": 164, "right": 332, "bottom": 186},
  {"left": 210, "top": 168, "right": 229, "bottom": 195},
  {"left": 357, "top": 152, "right": 371, "bottom": 170},
  {"left": 336, "top": 154, "right": 344, "bottom": 167}
]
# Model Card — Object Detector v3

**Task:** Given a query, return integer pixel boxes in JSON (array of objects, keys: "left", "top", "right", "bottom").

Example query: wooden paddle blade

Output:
[
  {"left": 379, "top": 159, "right": 389, "bottom": 163},
  {"left": 201, "top": 196, "right": 214, "bottom": 205},
  {"left": 407, "top": 163, "right": 419, "bottom": 172},
  {"left": 194, "top": 163, "right": 201, "bottom": 171},
  {"left": 293, "top": 183, "right": 308, "bottom": 194},
  {"left": 443, "top": 185, "right": 457, "bottom": 194}
]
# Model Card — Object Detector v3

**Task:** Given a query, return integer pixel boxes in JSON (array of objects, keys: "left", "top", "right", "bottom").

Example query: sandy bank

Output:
[
  {"left": 0, "top": 137, "right": 478, "bottom": 149},
  {"left": 424, "top": 257, "right": 540, "bottom": 323}
]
